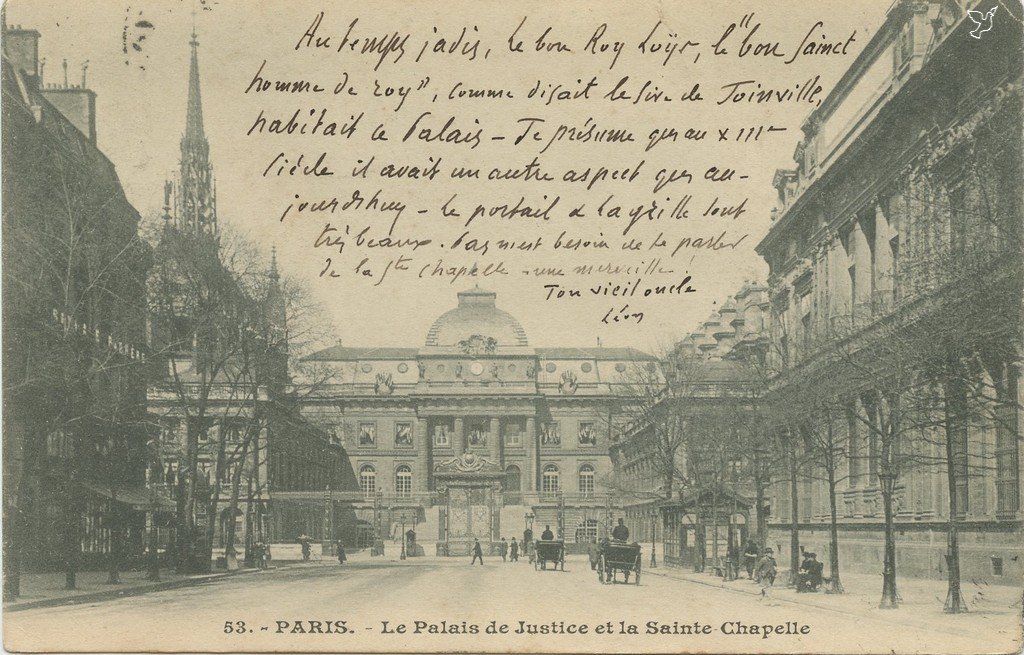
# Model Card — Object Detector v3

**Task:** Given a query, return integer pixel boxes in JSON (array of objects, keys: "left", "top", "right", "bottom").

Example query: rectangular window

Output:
[
  {"left": 395, "top": 422, "right": 413, "bottom": 447},
  {"left": 161, "top": 419, "right": 180, "bottom": 445},
  {"left": 358, "top": 422, "right": 376, "bottom": 447},
  {"left": 541, "top": 422, "right": 561, "bottom": 446},
  {"left": 467, "top": 419, "right": 489, "bottom": 447},
  {"left": 222, "top": 420, "right": 244, "bottom": 443},
  {"left": 433, "top": 423, "right": 451, "bottom": 447},
  {"left": 503, "top": 419, "right": 524, "bottom": 447},
  {"left": 578, "top": 422, "right": 596, "bottom": 446},
  {"left": 189, "top": 417, "right": 212, "bottom": 443}
]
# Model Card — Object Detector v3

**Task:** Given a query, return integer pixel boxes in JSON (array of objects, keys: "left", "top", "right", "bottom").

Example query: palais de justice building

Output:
[{"left": 302, "top": 287, "right": 657, "bottom": 554}]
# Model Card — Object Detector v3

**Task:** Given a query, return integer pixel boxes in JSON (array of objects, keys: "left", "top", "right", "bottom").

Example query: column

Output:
[
  {"left": 454, "top": 418, "right": 464, "bottom": 457},
  {"left": 489, "top": 417, "right": 501, "bottom": 462},
  {"left": 417, "top": 417, "right": 430, "bottom": 491},
  {"left": 525, "top": 417, "right": 537, "bottom": 492}
]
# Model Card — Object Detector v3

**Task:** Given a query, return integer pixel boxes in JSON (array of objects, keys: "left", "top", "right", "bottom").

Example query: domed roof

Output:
[{"left": 425, "top": 287, "right": 528, "bottom": 347}]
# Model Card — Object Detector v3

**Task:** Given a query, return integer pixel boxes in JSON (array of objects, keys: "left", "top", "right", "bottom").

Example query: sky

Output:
[{"left": 6, "top": 0, "right": 890, "bottom": 352}]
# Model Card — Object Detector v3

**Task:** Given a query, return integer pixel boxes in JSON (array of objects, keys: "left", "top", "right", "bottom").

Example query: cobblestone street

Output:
[{"left": 4, "top": 554, "right": 1021, "bottom": 653}]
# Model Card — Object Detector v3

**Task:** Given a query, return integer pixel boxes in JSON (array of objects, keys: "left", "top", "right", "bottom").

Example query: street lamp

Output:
[{"left": 400, "top": 512, "right": 407, "bottom": 560}]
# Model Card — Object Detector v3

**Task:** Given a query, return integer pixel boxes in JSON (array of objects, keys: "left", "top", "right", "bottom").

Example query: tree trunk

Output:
[
  {"left": 175, "top": 465, "right": 189, "bottom": 574},
  {"left": 3, "top": 505, "right": 21, "bottom": 600},
  {"left": 63, "top": 477, "right": 80, "bottom": 590},
  {"left": 106, "top": 504, "right": 122, "bottom": 584},
  {"left": 182, "top": 420, "right": 200, "bottom": 573},
  {"left": 205, "top": 436, "right": 227, "bottom": 570},
  {"left": 147, "top": 509, "right": 161, "bottom": 581},
  {"left": 224, "top": 435, "right": 252, "bottom": 571},
  {"left": 754, "top": 470, "right": 768, "bottom": 551},
  {"left": 826, "top": 463, "right": 844, "bottom": 594},
  {"left": 943, "top": 365, "right": 968, "bottom": 613},
  {"left": 879, "top": 484, "right": 899, "bottom": 608},
  {"left": 788, "top": 441, "right": 800, "bottom": 587}
]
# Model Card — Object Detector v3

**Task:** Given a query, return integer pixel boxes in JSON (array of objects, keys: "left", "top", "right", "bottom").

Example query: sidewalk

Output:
[
  {"left": 645, "top": 564, "right": 1023, "bottom": 636},
  {"left": 2, "top": 565, "right": 279, "bottom": 613}
]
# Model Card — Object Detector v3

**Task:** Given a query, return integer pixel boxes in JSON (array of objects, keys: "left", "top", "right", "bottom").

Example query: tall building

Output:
[
  {"left": 756, "top": 0, "right": 1022, "bottom": 584},
  {"left": 300, "top": 286, "right": 657, "bottom": 554},
  {"left": 2, "top": 21, "right": 155, "bottom": 590}
]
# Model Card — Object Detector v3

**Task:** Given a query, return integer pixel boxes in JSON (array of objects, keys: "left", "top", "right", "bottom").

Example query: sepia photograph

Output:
[{"left": 1, "top": 0, "right": 1022, "bottom": 652}]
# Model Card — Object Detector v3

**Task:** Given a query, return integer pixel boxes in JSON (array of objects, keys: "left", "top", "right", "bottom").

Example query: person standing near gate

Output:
[
  {"left": 510, "top": 537, "right": 519, "bottom": 562},
  {"left": 470, "top": 538, "right": 484, "bottom": 565},
  {"left": 499, "top": 537, "right": 508, "bottom": 562}
]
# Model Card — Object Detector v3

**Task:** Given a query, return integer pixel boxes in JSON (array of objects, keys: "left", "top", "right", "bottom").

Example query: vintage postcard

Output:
[{"left": 2, "top": 0, "right": 1022, "bottom": 653}]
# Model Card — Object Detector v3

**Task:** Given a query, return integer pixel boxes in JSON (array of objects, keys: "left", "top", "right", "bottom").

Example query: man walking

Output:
[
  {"left": 499, "top": 537, "right": 508, "bottom": 562},
  {"left": 470, "top": 538, "right": 484, "bottom": 566},
  {"left": 510, "top": 537, "right": 519, "bottom": 562},
  {"left": 743, "top": 539, "right": 759, "bottom": 579}
]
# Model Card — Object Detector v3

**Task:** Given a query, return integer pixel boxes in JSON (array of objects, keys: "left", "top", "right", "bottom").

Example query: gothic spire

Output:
[
  {"left": 173, "top": 18, "right": 217, "bottom": 236},
  {"left": 185, "top": 28, "right": 205, "bottom": 142}
]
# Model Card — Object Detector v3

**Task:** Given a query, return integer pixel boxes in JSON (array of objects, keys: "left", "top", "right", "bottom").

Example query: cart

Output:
[
  {"left": 534, "top": 540, "right": 565, "bottom": 571},
  {"left": 598, "top": 542, "right": 641, "bottom": 585}
]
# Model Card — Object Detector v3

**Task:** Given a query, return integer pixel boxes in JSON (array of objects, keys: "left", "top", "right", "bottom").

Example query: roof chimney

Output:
[
  {"left": 42, "top": 80, "right": 98, "bottom": 144},
  {"left": 2, "top": 24, "right": 42, "bottom": 79}
]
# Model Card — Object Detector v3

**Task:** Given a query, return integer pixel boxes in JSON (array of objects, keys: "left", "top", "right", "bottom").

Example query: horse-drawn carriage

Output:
[
  {"left": 534, "top": 540, "right": 565, "bottom": 571},
  {"left": 598, "top": 542, "right": 641, "bottom": 584}
]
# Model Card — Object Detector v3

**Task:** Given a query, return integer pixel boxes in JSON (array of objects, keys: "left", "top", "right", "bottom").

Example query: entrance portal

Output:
[{"left": 434, "top": 453, "right": 504, "bottom": 556}]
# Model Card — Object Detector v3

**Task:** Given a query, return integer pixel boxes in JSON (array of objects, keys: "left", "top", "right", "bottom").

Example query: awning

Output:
[{"left": 80, "top": 480, "right": 176, "bottom": 511}]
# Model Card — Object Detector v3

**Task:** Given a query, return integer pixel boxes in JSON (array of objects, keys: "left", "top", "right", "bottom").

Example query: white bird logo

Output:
[{"left": 967, "top": 6, "right": 998, "bottom": 39}]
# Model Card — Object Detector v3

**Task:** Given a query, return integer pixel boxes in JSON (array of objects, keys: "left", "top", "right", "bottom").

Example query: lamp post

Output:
[
  {"left": 400, "top": 512, "right": 407, "bottom": 560},
  {"left": 650, "top": 513, "right": 658, "bottom": 568},
  {"left": 145, "top": 438, "right": 161, "bottom": 582}
]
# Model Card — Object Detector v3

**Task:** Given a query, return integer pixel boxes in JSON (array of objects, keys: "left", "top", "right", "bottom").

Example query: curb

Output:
[
  {"left": 642, "top": 568, "right": 1005, "bottom": 639},
  {"left": 3, "top": 566, "right": 278, "bottom": 613}
]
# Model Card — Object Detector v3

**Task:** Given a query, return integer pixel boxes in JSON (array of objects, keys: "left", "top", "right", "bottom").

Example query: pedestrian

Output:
[
  {"left": 336, "top": 540, "right": 347, "bottom": 565},
  {"left": 255, "top": 541, "right": 268, "bottom": 570},
  {"left": 299, "top": 535, "right": 311, "bottom": 561},
  {"left": 755, "top": 548, "right": 777, "bottom": 587},
  {"left": 470, "top": 538, "right": 484, "bottom": 566},
  {"left": 510, "top": 537, "right": 519, "bottom": 562},
  {"left": 526, "top": 539, "right": 535, "bottom": 564},
  {"left": 499, "top": 537, "right": 508, "bottom": 562},
  {"left": 743, "top": 539, "right": 759, "bottom": 580},
  {"left": 587, "top": 539, "right": 600, "bottom": 571}
]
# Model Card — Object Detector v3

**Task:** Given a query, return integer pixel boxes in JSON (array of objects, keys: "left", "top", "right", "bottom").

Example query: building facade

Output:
[
  {"left": 610, "top": 282, "right": 770, "bottom": 568},
  {"left": 301, "top": 286, "right": 657, "bottom": 554},
  {"left": 2, "top": 21, "right": 154, "bottom": 589},
  {"left": 756, "top": 0, "right": 1022, "bottom": 584}
]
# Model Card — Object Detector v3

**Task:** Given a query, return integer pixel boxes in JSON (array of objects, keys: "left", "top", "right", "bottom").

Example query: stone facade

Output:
[
  {"left": 756, "top": 0, "right": 1023, "bottom": 584},
  {"left": 300, "top": 287, "right": 657, "bottom": 552}
]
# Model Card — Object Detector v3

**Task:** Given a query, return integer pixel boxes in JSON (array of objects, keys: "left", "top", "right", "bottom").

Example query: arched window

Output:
[
  {"left": 504, "top": 465, "right": 521, "bottom": 493},
  {"left": 395, "top": 465, "right": 412, "bottom": 498},
  {"left": 359, "top": 465, "right": 376, "bottom": 498},
  {"left": 578, "top": 464, "right": 595, "bottom": 497},
  {"left": 542, "top": 464, "right": 560, "bottom": 496}
]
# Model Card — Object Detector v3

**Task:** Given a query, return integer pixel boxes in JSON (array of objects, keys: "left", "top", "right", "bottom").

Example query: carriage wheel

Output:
[{"left": 597, "top": 558, "right": 605, "bottom": 584}]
